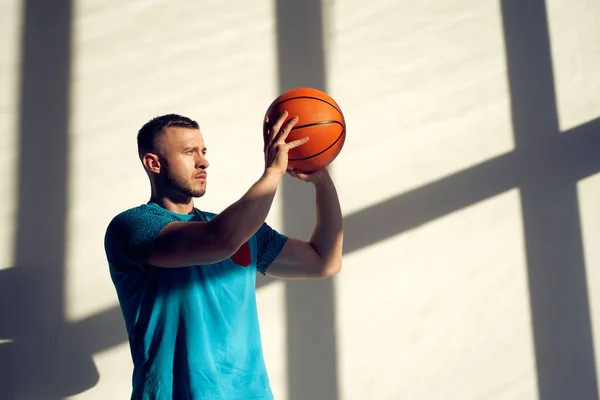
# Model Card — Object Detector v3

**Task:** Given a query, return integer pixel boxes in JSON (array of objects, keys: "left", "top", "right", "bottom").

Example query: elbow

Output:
[
  {"left": 319, "top": 260, "right": 342, "bottom": 278},
  {"left": 209, "top": 220, "right": 246, "bottom": 259},
  {"left": 221, "top": 236, "right": 245, "bottom": 259}
]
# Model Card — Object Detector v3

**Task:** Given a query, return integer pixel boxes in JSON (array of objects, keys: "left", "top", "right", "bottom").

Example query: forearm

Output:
[
  {"left": 210, "top": 168, "right": 283, "bottom": 250},
  {"left": 309, "top": 172, "right": 344, "bottom": 272}
]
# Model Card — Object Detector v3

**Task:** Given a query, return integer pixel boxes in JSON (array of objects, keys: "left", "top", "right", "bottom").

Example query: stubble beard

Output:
[{"left": 163, "top": 167, "right": 206, "bottom": 199}]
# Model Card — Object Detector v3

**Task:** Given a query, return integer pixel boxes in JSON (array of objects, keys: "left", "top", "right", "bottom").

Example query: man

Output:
[{"left": 103, "top": 111, "right": 343, "bottom": 399}]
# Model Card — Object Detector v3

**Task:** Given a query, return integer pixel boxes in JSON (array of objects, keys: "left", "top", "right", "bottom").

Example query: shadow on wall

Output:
[
  {"left": 0, "top": 0, "right": 599, "bottom": 399},
  {"left": 500, "top": 1, "right": 599, "bottom": 399},
  {"left": 274, "top": 1, "right": 340, "bottom": 400},
  {"left": 0, "top": 1, "right": 126, "bottom": 398},
  {"left": 261, "top": 1, "right": 600, "bottom": 400}
]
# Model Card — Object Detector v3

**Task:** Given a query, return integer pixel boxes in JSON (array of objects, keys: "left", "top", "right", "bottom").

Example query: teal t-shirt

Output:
[{"left": 103, "top": 203, "right": 288, "bottom": 400}]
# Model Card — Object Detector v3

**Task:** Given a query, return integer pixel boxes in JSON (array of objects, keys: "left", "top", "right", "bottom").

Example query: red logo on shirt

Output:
[{"left": 231, "top": 242, "right": 251, "bottom": 267}]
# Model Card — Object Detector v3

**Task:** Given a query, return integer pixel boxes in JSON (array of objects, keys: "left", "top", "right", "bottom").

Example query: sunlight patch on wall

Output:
[
  {"left": 577, "top": 172, "right": 600, "bottom": 393},
  {"left": 0, "top": 0, "right": 22, "bottom": 271},
  {"left": 546, "top": 0, "right": 600, "bottom": 132},
  {"left": 65, "top": 341, "right": 132, "bottom": 400},
  {"left": 335, "top": 188, "right": 537, "bottom": 399},
  {"left": 328, "top": 0, "right": 514, "bottom": 217}
]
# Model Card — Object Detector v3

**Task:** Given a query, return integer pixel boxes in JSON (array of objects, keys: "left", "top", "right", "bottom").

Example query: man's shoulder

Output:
[
  {"left": 106, "top": 204, "right": 177, "bottom": 235},
  {"left": 106, "top": 204, "right": 217, "bottom": 235},
  {"left": 104, "top": 204, "right": 180, "bottom": 263},
  {"left": 109, "top": 204, "right": 145, "bottom": 221}
]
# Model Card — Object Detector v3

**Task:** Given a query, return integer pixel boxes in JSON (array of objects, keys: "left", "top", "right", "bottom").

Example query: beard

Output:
[{"left": 162, "top": 165, "right": 206, "bottom": 198}]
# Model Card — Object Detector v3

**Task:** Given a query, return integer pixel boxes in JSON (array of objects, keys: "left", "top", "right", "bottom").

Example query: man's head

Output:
[{"left": 137, "top": 114, "right": 209, "bottom": 199}]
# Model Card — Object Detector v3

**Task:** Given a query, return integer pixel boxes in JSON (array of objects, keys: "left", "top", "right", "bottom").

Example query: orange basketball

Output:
[{"left": 264, "top": 87, "right": 346, "bottom": 173}]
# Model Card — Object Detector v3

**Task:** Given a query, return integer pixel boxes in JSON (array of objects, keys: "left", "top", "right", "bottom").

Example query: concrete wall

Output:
[{"left": 1, "top": 0, "right": 599, "bottom": 399}]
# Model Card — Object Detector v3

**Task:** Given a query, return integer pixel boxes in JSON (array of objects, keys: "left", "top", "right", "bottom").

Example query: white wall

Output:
[{"left": 1, "top": 0, "right": 599, "bottom": 399}]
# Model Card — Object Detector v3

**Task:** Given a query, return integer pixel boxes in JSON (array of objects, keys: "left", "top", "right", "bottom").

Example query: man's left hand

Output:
[{"left": 287, "top": 167, "right": 329, "bottom": 185}]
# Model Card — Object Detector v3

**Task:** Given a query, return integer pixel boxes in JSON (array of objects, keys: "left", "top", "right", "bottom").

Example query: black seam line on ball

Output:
[
  {"left": 289, "top": 127, "right": 346, "bottom": 161},
  {"left": 273, "top": 95, "right": 343, "bottom": 114},
  {"left": 291, "top": 120, "right": 341, "bottom": 130}
]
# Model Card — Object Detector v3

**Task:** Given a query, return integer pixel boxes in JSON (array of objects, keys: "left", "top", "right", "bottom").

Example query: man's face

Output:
[{"left": 158, "top": 127, "right": 209, "bottom": 198}]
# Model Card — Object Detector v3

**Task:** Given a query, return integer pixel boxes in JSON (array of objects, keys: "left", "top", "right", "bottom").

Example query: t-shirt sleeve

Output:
[
  {"left": 104, "top": 207, "right": 176, "bottom": 270},
  {"left": 255, "top": 222, "right": 288, "bottom": 275}
]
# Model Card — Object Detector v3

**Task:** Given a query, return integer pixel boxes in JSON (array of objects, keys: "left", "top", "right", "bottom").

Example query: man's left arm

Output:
[{"left": 266, "top": 168, "right": 343, "bottom": 279}]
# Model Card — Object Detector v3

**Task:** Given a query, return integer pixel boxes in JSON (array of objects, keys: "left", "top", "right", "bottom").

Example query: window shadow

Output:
[
  {"left": 266, "top": 0, "right": 600, "bottom": 399},
  {"left": 274, "top": 1, "right": 340, "bottom": 400},
  {"left": 0, "top": 1, "right": 597, "bottom": 399},
  {"left": 0, "top": 1, "right": 101, "bottom": 398},
  {"left": 501, "top": 1, "right": 598, "bottom": 398}
]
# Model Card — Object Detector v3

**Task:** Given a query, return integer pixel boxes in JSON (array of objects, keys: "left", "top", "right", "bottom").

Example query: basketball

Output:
[{"left": 264, "top": 87, "right": 346, "bottom": 173}]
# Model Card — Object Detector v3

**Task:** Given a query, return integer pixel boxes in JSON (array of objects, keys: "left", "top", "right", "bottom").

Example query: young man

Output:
[{"left": 103, "top": 112, "right": 343, "bottom": 399}]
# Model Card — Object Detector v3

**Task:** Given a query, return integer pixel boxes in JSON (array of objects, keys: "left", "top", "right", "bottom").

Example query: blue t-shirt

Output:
[{"left": 103, "top": 203, "right": 288, "bottom": 400}]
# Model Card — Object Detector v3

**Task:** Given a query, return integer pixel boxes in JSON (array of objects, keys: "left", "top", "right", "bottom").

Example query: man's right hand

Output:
[{"left": 263, "top": 111, "right": 309, "bottom": 176}]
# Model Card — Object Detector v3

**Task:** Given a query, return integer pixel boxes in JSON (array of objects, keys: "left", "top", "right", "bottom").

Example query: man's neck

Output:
[{"left": 149, "top": 196, "right": 196, "bottom": 215}]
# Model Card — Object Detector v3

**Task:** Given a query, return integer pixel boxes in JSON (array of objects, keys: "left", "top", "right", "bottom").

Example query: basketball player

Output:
[{"left": 103, "top": 111, "right": 343, "bottom": 399}]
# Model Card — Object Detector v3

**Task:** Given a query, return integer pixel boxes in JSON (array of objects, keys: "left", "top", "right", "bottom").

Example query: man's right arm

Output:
[
  {"left": 146, "top": 110, "right": 306, "bottom": 269},
  {"left": 146, "top": 168, "right": 283, "bottom": 268}
]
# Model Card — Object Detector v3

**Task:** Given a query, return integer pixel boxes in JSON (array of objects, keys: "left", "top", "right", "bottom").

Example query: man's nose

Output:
[{"left": 197, "top": 155, "right": 209, "bottom": 169}]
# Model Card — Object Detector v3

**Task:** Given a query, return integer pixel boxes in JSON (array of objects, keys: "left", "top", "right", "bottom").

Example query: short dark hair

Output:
[{"left": 137, "top": 113, "right": 199, "bottom": 159}]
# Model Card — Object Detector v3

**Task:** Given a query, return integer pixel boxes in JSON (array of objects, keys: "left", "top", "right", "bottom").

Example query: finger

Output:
[
  {"left": 276, "top": 116, "right": 299, "bottom": 143},
  {"left": 295, "top": 172, "right": 312, "bottom": 180},
  {"left": 270, "top": 111, "right": 288, "bottom": 140},
  {"left": 266, "top": 112, "right": 290, "bottom": 150},
  {"left": 286, "top": 136, "right": 310, "bottom": 149},
  {"left": 287, "top": 168, "right": 298, "bottom": 178},
  {"left": 288, "top": 169, "right": 311, "bottom": 181},
  {"left": 263, "top": 115, "right": 270, "bottom": 138},
  {"left": 263, "top": 116, "right": 270, "bottom": 150},
  {"left": 264, "top": 115, "right": 279, "bottom": 152}
]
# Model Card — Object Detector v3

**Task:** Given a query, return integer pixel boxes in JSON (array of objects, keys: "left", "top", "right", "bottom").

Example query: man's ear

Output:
[{"left": 142, "top": 153, "right": 161, "bottom": 173}]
